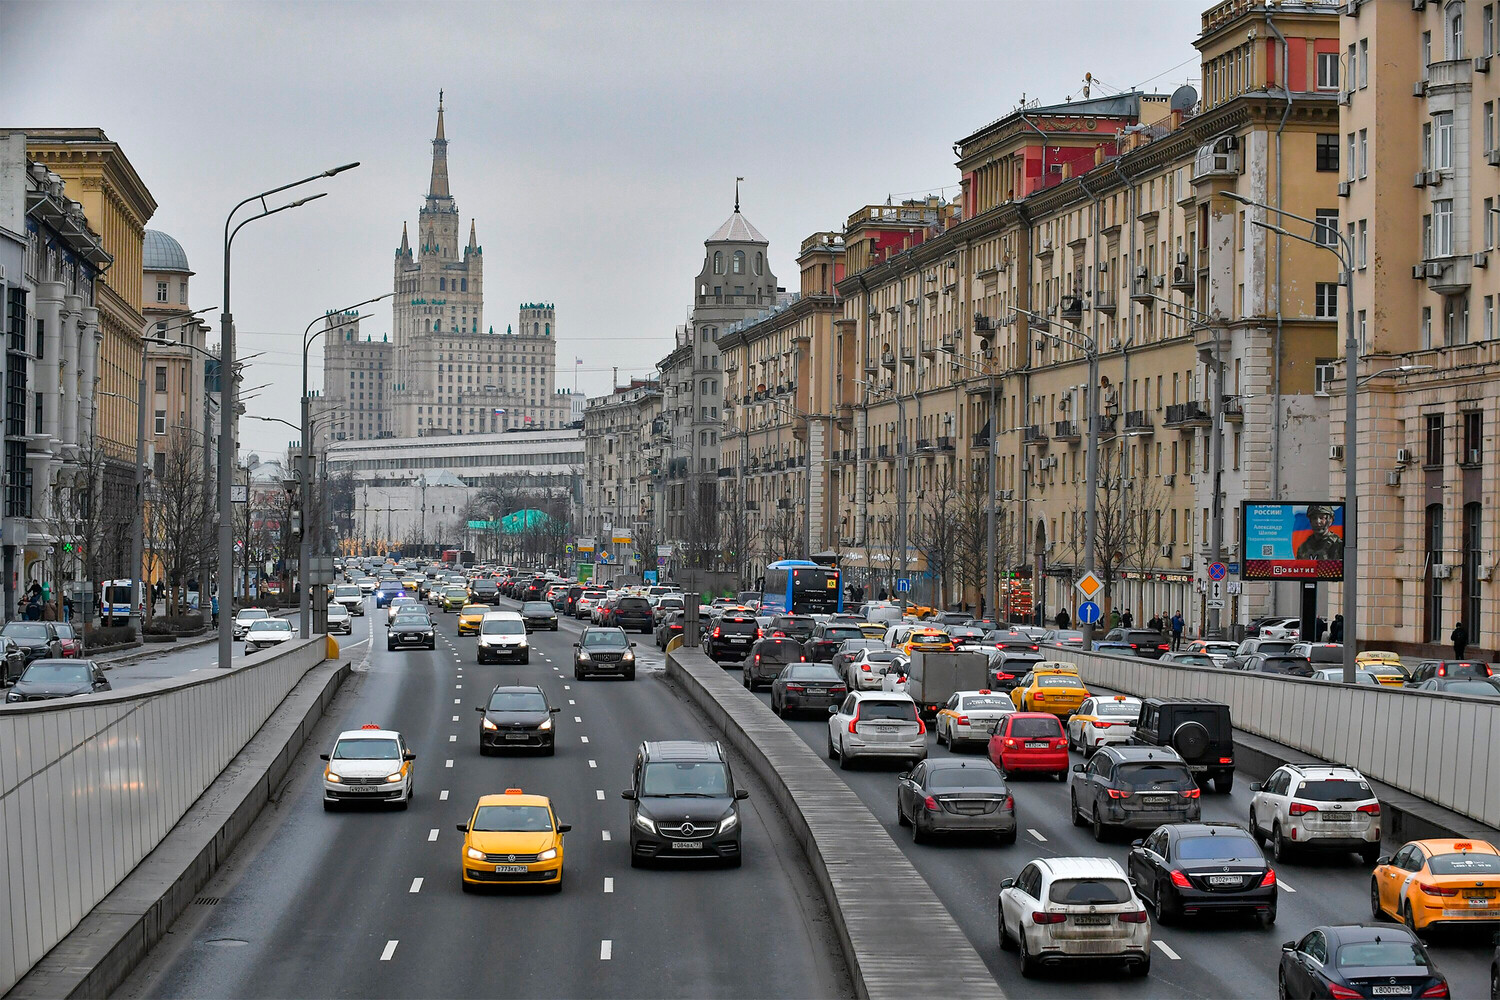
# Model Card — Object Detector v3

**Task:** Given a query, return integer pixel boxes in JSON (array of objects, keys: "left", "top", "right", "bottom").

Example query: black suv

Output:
[
  {"left": 613, "top": 596, "right": 655, "bottom": 634},
  {"left": 1130, "top": 698, "right": 1236, "bottom": 793},
  {"left": 804, "top": 623, "right": 865, "bottom": 663},
  {"left": 767, "top": 615, "right": 815, "bottom": 642},
  {"left": 0, "top": 622, "right": 63, "bottom": 664},
  {"left": 1104, "top": 628, "right": 1171, "bottom": 659},
  {"left": 1069, "top": 746, "right": 1200, "bottom": 839},
  {"left": 469, "top": 578, "right": 501, "bottom": 604},
  {"left": 574, "top": 627, "right": 636, "bottom": 680},
  {"left": 563, "top": 585, "right": 585, "bottom": 615},
  {"left": 704, "top": 614, "right": 759, "bottom": 662},
  {"left": 742, "top": 637, "right": 805, "bottom": 690},
  {"left": 622, "top": 740, "right": 749, "bottom": 868}
]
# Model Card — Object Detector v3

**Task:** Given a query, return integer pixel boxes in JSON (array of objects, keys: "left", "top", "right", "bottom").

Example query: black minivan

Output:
[
  {"left": 613, "top": 596, "right": 654, "bottom": 634},
  {"left": 623, "top": 740, "right": 749, "bottom": 867}
]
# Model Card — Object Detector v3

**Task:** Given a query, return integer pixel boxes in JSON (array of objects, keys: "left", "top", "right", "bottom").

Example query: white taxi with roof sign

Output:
[
  {"left": 935, "top": 690, "right": 1015, "bottom": 749},
  {"left": 320, "top": 724, "right": 416, "bottom": 811},
  {"left": 1065, "top": 695, "right": 1142, "bottom": 755}
]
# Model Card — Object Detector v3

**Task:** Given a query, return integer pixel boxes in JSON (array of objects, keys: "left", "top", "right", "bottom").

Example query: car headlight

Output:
[
  {"left": 423, "top": 631, "right": 434, "bottom": 638},
  {"left": 718, "top": 811, "right": 739, "bottom": 835},
  {"left": 536, "top": 848, "right": 557, "bottom": 861},
  {"left": 385, "top": 772, "right": 404, "bottom": 784},
  {"left": 325, "top": 771, "right": 342, "bottom": 783},
  {"left": 466, "top": 846, "right": 485, "bottom": 861},
  {"left": 538, "top": 717, "right": 552, "bottom": 731},
  {"left": 6, "top": 692, "right": 21, "bottom": 702},
  {"left": 578, "top": 652, "right": 592, "bottom": 662},
  {"left": 482, "top": 717, "right": 497, "bottom": 730},
  {"left": 622, "top": 651, "right": 635, "bottom": 662},
  {"left": 518, "top": 637, "right": 528, "bottom": 646},
  {"left": 634, "top": 812, "right": 657, "bottom": 834}
]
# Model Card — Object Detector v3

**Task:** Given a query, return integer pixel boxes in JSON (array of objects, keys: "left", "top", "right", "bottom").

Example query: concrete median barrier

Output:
[{"left": 666, "top": 647, "right": 1003, "bottom": 1000}]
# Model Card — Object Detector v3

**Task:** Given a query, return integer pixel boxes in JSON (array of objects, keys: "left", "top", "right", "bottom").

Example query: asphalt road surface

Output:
[
  {"left": 739, "top": 663, "right": 1497, "bottom": 999},
  {"left": 118, "top": 598, "right": 850, "bottom": 999}
]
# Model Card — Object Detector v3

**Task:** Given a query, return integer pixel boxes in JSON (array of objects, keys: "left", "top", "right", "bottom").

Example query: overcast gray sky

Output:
[{"left": 5, "top": 0, "right": 1202, "bottom": 457}]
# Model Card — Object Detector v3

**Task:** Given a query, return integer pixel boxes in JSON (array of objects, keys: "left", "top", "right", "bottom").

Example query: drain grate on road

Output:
[{"left": 193, "top": 896, "right": 221, "bottom": 905}]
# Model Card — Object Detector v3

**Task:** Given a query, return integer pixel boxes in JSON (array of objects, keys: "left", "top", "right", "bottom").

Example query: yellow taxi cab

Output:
[
  {"left": 1371, "top": 838, "right": 1500, "bottom": 930},
  {"left": 1009, "top": 667, "right": 1090, "bottom": 716},
  {"left": 899, "top": 627, "right": 956, "bottom": 657},
  {"left": 401, "top": 577, "right": 420, "bottom": 593},
  {"left": 1355, "top": 650, "right": 1410, "bottom": 686},
  {"left": 441, "top": 586, "right": 470, "bottom": 612},
  {"left": 458, "top": 789, "right": 569, "bottom": 892},
  {"left": 857, "top": 621, "right": 889, "bottom": 640},
  {"left": 457, "top": 604, "right": 489, "bottom": 635}
]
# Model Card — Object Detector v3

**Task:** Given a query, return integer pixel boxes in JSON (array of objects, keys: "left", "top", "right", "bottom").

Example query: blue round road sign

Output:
[
  {"left": 1077, "top": 600, "right": 1101, "bottom": 624},
  {"left": 1208, "top": 561, "right": 1227, "bottom": 581}
]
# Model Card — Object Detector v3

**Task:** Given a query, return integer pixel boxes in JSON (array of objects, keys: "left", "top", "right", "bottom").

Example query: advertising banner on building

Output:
[{"left": 1241, "top": 501, "right": 1345, "bottom": 581}]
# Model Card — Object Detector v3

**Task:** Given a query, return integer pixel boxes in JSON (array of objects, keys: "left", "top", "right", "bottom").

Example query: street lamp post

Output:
[{"left": 219, "top": 162, "right": 357, "bottom": 670}]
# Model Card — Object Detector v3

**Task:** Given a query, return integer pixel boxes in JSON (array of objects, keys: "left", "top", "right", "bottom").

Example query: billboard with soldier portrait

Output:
[{"left": 1240, "top": 501, "right": 1345, "bottom": 581}]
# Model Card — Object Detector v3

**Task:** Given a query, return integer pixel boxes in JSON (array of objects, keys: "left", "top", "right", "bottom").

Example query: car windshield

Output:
[
  {"left": 909, "top": 633, "right": 949, "bottom": 644},
  {"left": 1173, "top": 655, "right": 1214, "bottom": 667},
  {"left": 2, "top": 623, "right": 48, "bottom": 639},
  {"left": 641, "top": 761, "right": 729, "bottom": 797},
  {"left": 333, "top": 738, "right": 399, "bottom": 760},
  {"left": 1336, "top": 940, "right": 1428, "bottom": 969},
  {"left": 53, "top": 624, "right": 76, "bottom": 639},
  {"left": 20, "top": 663, "right": 90, "bottom": 685},
  {"left": 1037, "top": 675, "right": 1084, "bottom": 688},
  {"left": 1258, "top": 641, "right": 1295, "bottom": 655},
  {"left": 927, "top": 766, "right": 1006, "bottom": 790},
  {"left": 471, "top": 805, "right": 553, "bottom": 832},
  {"left": 1428, "top": 852, "right": 1500, "bottom": 874},
  {"left": 1116, "top": 762, "right": 1194, "bottom": 789},
  {"left": 961, "top": 696, "right": 1010, "bottom": 710},
  {"left": 460, "top": 605, "right": 488, "bottom": 616},
  {"left": 1008, "top": 717, "right": 1062, "bottom": 738},
  {"left": 1098, "top": 701, "right": 1140, "bottom": 717},
  {"left": 1174, "top": 835, "right": 1264, "bottom": 861},
  {"left": 861, "top": 651, "right": 901, "bottom": 663},
  {"left": 784, "top": 665, "right": 840, "bottom": 682},
  {"left": 1048, "top": 878, "right": 1132, "bottom": 905},
  {"left": 487, "top": 691, "right": 548, "bottom": 712},
  {"left": 858, "top": 700, "right": 918, "bottom": 722},
  {"left": 583, "top": 631, "right": 628, "bottom": 648},
  {"left": 327, "top": 605, "right": 348, "bottom": 617},
  {"left": 236, "top": 610, "right": 269, "bottom": 621},
  {"left": 393, "top": 615, "right": 428, "bottom": 627},
  {"left": 822, "top": 627, "right": 862, "bottom": 641},
  {"left": 336, "top": 586, "right": 360, "bottom": 598},
  {"left": 1050, "top": 631, "right": 1084, "bottom": 640},
  {"left": 522, "top": 603, "right": 554, "bottom": 614},
  {"left": 1296, "top": 779, "right": 1371, "bottom": 801},
  {"left": 248, "top": 620, "right": 292, "bottom": 632},
  {"left": 445, "top": 588, "right": 468, "bottom": 598}
]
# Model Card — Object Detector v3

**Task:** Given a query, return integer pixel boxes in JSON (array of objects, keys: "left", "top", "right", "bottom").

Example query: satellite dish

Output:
[{"left": 1170, "top": 84, "right": 1199, "bottom": 112}]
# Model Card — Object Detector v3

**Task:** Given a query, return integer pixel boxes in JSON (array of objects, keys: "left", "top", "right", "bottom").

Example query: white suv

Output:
[
  {"left": 826, "top": 691, "right": 926, "bottom": 769},
  {"left": 1248, "top": 763, "right": 1381, "bottom": 864},
  {"left": 999, "top": 856, "right": 1152, "bottom": 978}
]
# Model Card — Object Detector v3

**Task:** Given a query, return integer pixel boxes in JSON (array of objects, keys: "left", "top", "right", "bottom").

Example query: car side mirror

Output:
[
  {"left": 319, "top": 753, "right": 330, "bottom": 761},
  {"left": 1131, "top": 839, "right": 1145, "bottom": 849},
  {"left": 475, "top": 706, "right": 485, "bottom": 713},
  {"left": 550, "top": 706, "right": 561, "bottom": 714},
  {"left": 735, "top": 789, "right": 750, "bottom": 800},
  {"left": 630, "top": 642, "right": 637, "bottom": 648},
  {"left": 573, "top": 642, "right": 580, "bottom": 648},
  {"left": 403, "top": 752, "right": 416, "bottom": 761},
  {"left": 621, "top": 790, "right": 636, "bottom": 800},
  {"left": 1250, "top": 782, "right": 1262, "bottom": 792},
  {"left": 1072, "top": 763, "right": 1085, "bottom": 772},
  {"left": 1281, "top": 941, "right": 1296, "bottom": 953},
  {"left": 1376, "top": 855, "right": 1392, "bottom": 866},
  {"left": 828, "top": 705, "right": 839, "bottom": 714},
  {"left": 557, "top": 824, "right": 572, "bottom": 834},
  {"left": 455, "top": 823, "right": 468, "bottom": 833},
  {"left": 999, "top": 877, "right": 1015, "bottom": 890},
  {"left": 896, "top": 772, "right": 909, "bottom": 781}
]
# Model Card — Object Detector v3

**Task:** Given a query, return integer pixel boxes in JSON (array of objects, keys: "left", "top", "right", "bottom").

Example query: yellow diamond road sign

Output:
[{"left": 1075, "top": 572, "right": 1103, "bottom": 600}]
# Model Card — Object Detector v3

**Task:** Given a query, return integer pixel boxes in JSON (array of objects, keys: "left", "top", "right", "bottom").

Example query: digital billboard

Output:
[{"left": 1240, "top": 501, "right": 1345, "bottom": 581}]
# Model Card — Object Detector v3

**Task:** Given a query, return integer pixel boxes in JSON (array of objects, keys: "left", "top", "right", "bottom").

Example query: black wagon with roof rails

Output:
[
  {"left": 1129, "top": 698, "right": 1236, "bottom": 793},
  {"left": 622, "top": 740, "right": 749, "bottom": 868}
]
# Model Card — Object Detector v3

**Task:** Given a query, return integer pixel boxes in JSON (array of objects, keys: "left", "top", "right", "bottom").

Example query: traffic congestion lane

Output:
[
  {"left": 122, "top": 594, "right": 848, "bottom": 1000},
  {"left": 740, "top": 665, "right": 1496, "bottom": 999}
]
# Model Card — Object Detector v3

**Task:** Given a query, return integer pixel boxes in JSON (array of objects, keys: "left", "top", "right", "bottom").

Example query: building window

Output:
[
  {"left": 755, "top": 252, "right": 763, "bottom": 276},
  {"left": 1316, "top": 133, "right": 1339, "bottom": 171},
  {"left": 1487, "top": 296, "right": 1496, "bottom": 339},
  {"left": 1316, "top": 50, "right": 1339, "bottom": 90},
  {"left": 1347, "top": 133, "right": 1356, "bottom": 181},
  {"left": 154, "top": 367, "right": 167, "bottom": 392},
  {"left": 1464, "top": 501, "right": 1483, "bottom": 645},
  {"left": 1358, "top": 219, "right": 1368, "bottom": 267},
  {"left": 1314, "top": 282, "right": 1338, "bottom": 319},
  {"left": 155, "top": 281, "right": 168, "bottom": 303},
  {"left": 1436, "top": 113, "right": 1455, "bottom": 170},
  {"left": 178, "top": 281, "right": 187, "bottom": 305},
  {"left": 1314, "top": 359, "right": 1336, "bottom": 395},
  {"left": 713, "top": 251, "right": 723, "bottom": 275},
  {"left": 1358, "top": 309, "right": 1368, "bottom": 351},
  {"left": 1449, "top": 1, "right": 1466, "bottom": 59},
  {"left": 1427, "top": 413, "right": 1446, "bottom": 467},
  {"left": 153, "top": 410, "right": 166, "bottom": 435},
  {"left": 1423, "top": 122, "right": 1434, "bottom": 171},
  {"left": 1423, "top": 214, "right": 1434, "bottom": 259},
  {"left": 1314, "top": 209, "right": 1339, "bottom": 247},
  {"left": 1488, "top": 103, "right": 1497, "bottom": 153},
  {"left": 732, "top": 251, "right": 745, "bottom": 274},
  {"left": 1424, "top": 502, "right": 1444, "bottom": 642},
  {"left": 1464, "top": 410, "right": 1484, "bottom": 464},
  {"left": 1423, "top": 306, "right": 1434, "bottom": 348},
  {"left": 1445, "top": 294, "right": 1469, "bottom": 345},
  {"left": 1359, "top": 129, "right": 1368, "bottom": 177},
  {"left": 1487, "top": 3, "right": 1496, "bottom": 52},
  {"left": 1347, "top": 43, "right": 1357, "bottom": 91},
  {"left": 1434, "top": 199, "right": 1454, "bottom": 256},
  {"left": 1423, "top": 30, "right": 1434, "bottom": 71},
  {"left": 1360, "top": 38, "right": 1370, "bottom": 87}
]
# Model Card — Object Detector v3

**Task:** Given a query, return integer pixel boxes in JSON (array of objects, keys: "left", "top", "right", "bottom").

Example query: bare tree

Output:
[
  {"left": 680, "top": 475, "right": 720, "bottom": 593},
  {"left": 911, "top": 464, "right": 964, "bottom": 609},
  {"left": 717, "top": 479, "right": 755, "bottom": 590},
  {"left": 1091, "top": 442, "right": 1165, "bottom": 619}
]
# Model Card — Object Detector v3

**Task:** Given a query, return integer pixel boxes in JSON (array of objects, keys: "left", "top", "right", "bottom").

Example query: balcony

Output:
[
  {"left": 1171, "top": 258, "right": 1196, "bottom": 292},
  {"left": 1191, "top": 140, "right": 1240, "bottom": 184},
  {"left": 1223, "top": 398, "right": 1244, "bottom": 422},
  {"left": 1427, "top": 57, "right": 1473, "bottom": 98},
  {"left": 860, "top": 446, "right": 871, "bottom": 459},
  {"left": 916, "top": 437, "right": 933, "bottom": 451},
  {"left": 971, "top": 431, "right": 990, "bottom": 448},
  {"left": 743, "top": 501, "right": 759, "bottom": 511},
  {"left": 1092, "top": 414, "right": 1118, "bottom": 438},
  {"left": 1052, "top": 420, "right": 1081, "bottom": 442},
  {"left": 1022, "top": 424, "right": 1049, "bottom": 447},
  {"left": 1059, "top": 295, "right": 1084, "bottom": 321},
  {"left": 1130, "top": 272, "right": 1157, "bottom": 303},
  {"left": 1422, "top": 254, "right": 1472, "bottom": 295},
  {"left": 1094, "top": 288, "right": 1117, "bottom": 314},
  {"left": 1163, "top": 401, "right": 1212, "bottom": 428},
  {"left": 877, "top": 444, "right": 890, "bottom": 459},
  {"left": 1124, "top": 410, "right": 1154, "bottom": 435},
  {"left": 716, "top": 467, "right": 735, "bottom": 478},
  {"left": 936, "top": 435, "right": 955, "bottom": 452}
]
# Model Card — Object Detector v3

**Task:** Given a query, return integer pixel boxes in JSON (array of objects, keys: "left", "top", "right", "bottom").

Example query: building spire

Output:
[
  {"left": 428, "top": 90, "right": 450, "bottom": 199},
  {"left": 735, "top": 175, "right": 743, "bottom": 212},
  {"left": 468, "top": 218, "right": 477, "bottom": 249},
  {"left": 399, "top": 221, "right": 410, "bottom": 256}
]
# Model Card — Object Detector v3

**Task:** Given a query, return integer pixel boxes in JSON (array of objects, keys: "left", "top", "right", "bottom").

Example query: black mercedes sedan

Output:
[
  {"left": 1278, "top": 925, "right": 1447, "bottom": 1000},
  {"left": 6, "top": 658, "right": 110, "bottom": 703},
  {"left": 520, "top": 601, "right": 559, "bottom": 632},
  {"left": 895, "top": 757, "right": 1016, "bottom": 844},
  {"left": 0, "top": 622, "right": 63, "bottom": 664},
  {"left": 1127, "top": 822, "right": 1276, "bottom": 926},
  {"left": 387, "top": 612, "right": 436, "bottom": 651},
  {"left": 476, "top": 684, "right": 559, "bottom": 756},
  {"left": 769, "top": 662, "right": 845, "bottom": 717}
]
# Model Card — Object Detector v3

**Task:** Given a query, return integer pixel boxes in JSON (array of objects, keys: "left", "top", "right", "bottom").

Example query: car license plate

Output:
[
  {"left": 729, "top": 637, "right": 749, "bottom": 643},
  {"left": 348, "top": 785, "right": 384, "bottom": 793},
  {"left": 1462, "top": 889, "right": 1494, "bottom": 898},
  {"left": 504, "top": 733, "right": 528, "bottom": 741},
  {"left": 1320, "top": 811, "right": 1355, "bottom": 821},
  {"left": 672, "top": 841, "right": 703, "bottom": 850},
  {"left": 1144, "top": 796, "right": 1171, "bottom": 806},
  {"left": 494, "top": 865, "right": 528, "bottom": 873},
  {"left": 1025, "top": 741, "right": 1049, "bottom": 749},
  {"left": 1371, "top": 987, "right": 1412, "bottom": 996},
  {"left": 1072, "top": 915, "right": 1109, "bottom": 925},
  {"left": 1208, "top": 875, "right": 1241, "bottom": 886}
]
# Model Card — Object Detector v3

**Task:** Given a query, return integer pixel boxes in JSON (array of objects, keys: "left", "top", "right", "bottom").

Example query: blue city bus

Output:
[{"left": 757, "top": 559, "right": 842, "bottom": 615}]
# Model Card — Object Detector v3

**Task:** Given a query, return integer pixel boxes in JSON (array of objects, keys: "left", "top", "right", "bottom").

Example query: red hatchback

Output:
[{"left": 988, "top": 712, "right": 1068, "bottom": 779}]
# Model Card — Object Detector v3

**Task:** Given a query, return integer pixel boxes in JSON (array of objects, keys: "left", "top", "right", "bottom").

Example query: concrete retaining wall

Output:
[
  {"left": 1053, "top": 649, "right": 1500, "bottom": 829},
  {"left": 666, "top": 647, "right": 1002, "bottom": 1000},
  {"left": 0, "top": 638, "right": 328, "bottom": 993}
]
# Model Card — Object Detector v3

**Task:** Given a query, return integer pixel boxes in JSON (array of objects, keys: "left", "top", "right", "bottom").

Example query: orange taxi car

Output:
[
  {"left": 1355, "top": 650, "right": 1410, "bottom": 687},
  {"left": 899, "top": 627, "right": 956, "bottom": 657},
  {"left": 1009, "top": 668, "right": 1090, "bottom": 717},
  {"left": 458, "top": 789, "right": 570, "bottom": 892},
  {"left": 1370, "top": 838, "right": 1500, "bottom": 931}
]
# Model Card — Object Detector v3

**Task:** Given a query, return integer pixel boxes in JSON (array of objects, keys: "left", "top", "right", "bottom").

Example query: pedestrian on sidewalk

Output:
[
  {"left": 1055, "top": 608, "right": 1071, "bottom": 630},
  {"left": 1121, "top": 610, "right": 1134, "bottom": 629},
  {"left": 1452, "top": 620, "right": 1469, "bottom": 660},
  {"left": 1170, "top": 611, "right": 1185, "bottom": 651},
  {"left": 1328, "top": 614, "right": 1344, "bottom": 643}
]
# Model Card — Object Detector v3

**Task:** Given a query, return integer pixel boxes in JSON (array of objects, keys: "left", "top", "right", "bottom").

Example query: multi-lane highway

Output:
[
  {"left": 118, "top": 599, "right": 851, "bottom": 999},
  {"left": 743, "top": 671, "right": 1496, "bottom": 999}
]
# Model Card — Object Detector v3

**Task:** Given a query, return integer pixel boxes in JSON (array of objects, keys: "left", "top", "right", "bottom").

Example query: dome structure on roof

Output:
[
  {"left": 706, "top": 209, "right": 767, "bottom": 245},
  {"left": 143, "top": 230, "right": 192, "bottom": 274}
]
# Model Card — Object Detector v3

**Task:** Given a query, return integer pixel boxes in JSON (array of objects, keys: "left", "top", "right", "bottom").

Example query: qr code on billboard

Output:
[{"left": 1260, "top": 544, "right": 1275, "bottom": 557}]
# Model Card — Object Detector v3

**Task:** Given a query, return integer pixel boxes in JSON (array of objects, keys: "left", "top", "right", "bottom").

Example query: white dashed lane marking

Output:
[
  {"left": 1028, "top": 829, "right": 1047, "bottom": 842},
  {"left": 445, "top": 759, "right": 454, "bottom": 768},
  {"left": 596, "top": 790, "right": 605, "bottom": 800},
  {"left": 1154, "top": 940, "right": 1181, "bottom": 960},
  {"left": 604, "top": 877, "right": 614, "bottom": 893},
  {"left": 381, "top": 940, "right": 398, "bottom": 961},
  {"left": 581, "top": 736, "right": 589, "bottom": 744},
  {"left": 574, "top": 716, "right": 582, "bottom": 723},
  {"left": 409, "top": 877, "right": 423, "bottom": 893},
  {"left": 588, "top": 760, "right": 597, "bottom": 768},
  {"left": 427, "top": 829, "right": 439, "bottom": 841},
  {"left": 454, "top": 698, "right": 460, "bottom": 704},
  {"left": 602, "top": 830, "right": 611, "bottom": 841},
  {"left": 449, "top": 735, "right": 457, "bottom": 742},
  {"left": 1278, "top": 879, "right": 1296, "bottom": 892},
  {"left": 440, "top": 790, "right": 449, "bottom": 801},
  {"left": 451, "top": 715, "right": 458, "bottom": 722},
  {"left": 600, "top": 940, "right": 612, "bottom": 961},
  {"left": 568, "top": 699, "right": 575, "bottom": 705}
]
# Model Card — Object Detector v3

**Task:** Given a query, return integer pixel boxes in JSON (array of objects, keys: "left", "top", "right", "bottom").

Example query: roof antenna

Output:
[{"left": 735, "top": 176, "right": 743, "bottom": 212}]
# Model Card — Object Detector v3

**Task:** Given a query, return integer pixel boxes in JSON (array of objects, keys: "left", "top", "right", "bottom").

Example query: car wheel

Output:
[
  {"left": 1258, "top": 905, "right": 1277, "bottom": 928},
  {"left": 772, "top": 697, "right": 782, "bottom": 717},
  {"left": 911, "top": 813, "right": 926, "bottom": 843},
  {"left": 386, "top": 642, "right": 395, "bottom": 651},
  {"left": 1277, "top": 969, "right": 1290, "bottom": 1000},
  {"left": 1092, "top": 810, "right": 1107, "bottom": 842},
  {"left": 1215, "top": 771, "right": 1235, "bottom": 794},
  {"left": 838, "top": 738, "right": 852, "bottom": 769},
  {"left": 624, "top": 668, "right": 635, "bottom": 681},
  {"left": 1130, "top": 956, "right": 1150, "bottom": 978},
  {"left": 1403, "top": 901, "right": 1422, "bottom": 937},
  {"left": 520, "top": 652, "right": 529, "bottom": 664},
  {"left": 826, "top": 732, "right": 837, "bottom": 759},
  {"left": 1249, "top": 807, "right": 1262, "bottom": 843},
  {"left": 1370, "top": 877, "right": 1386, "bottom": 920},
  {"left": 725, "top": 851, "right": 743, "bottom": 869},
  {"left": 548, "top": 873, "right": 564, "bottom": 894},
  {"left": 1490, "top": 963, "right": 1498, "bottom": 1000},
  {"left": 1071, "top": 792, "right": 1085, "bottom": 827},
  {"left": 544, "top": 744, "right": 556, "bottom": 757},
  {"left": 1017, "top": 927, "right": 1040, "bottom": 978},
  {"left": 461, "top": 876, "right": 474, "bottom": 894},
  {"left": 322, "top": 799, "right": 337, "bottom": 812},
  {"left": 936, "top": 722, "right": 947, "bottom": 747},
  {"left": 1360, "top": 843, "right": 1381, "bottom": 866},
  {"left": 574, "top": 667, "right": 584, "bottom": 680},
  {"left": 998, "top": 911, "right": 1016, "bottom": 951},
  {"left": 1272, "top": 823, "right": 1292, "bottom": 863},
  {"left": 998, "top": 828, "right": 1017, "bottom": 846},
  {"left": 896, "top": 797, "right": 910, "bottom": 827},
  {"left": 742, "top": 671, "right": 752, "bottom": 690}
]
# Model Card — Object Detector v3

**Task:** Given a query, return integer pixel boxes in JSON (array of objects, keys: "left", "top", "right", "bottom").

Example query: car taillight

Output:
[
  {"left": 757, "top": 628, "right": 764, "bottom": 638},
  {"left": 1158, "top": 644, "right": 1169, "bottom": 651},
  {"left": 785, "top": 684, "right": 805, "bottom": 692},
  {"left": 1418, "top": 882, "right": 1459, "bottom": 896},
  {"left": 915, "top": 717, "right": 926, "bottom": 735},
  {"left": 830, "top": 686, "right": 846, "bottom": 694},
  {"left": 1181, "top": 787, "right": 1200, "bottom": 799},
  {"left": 1094, "top": 721, "right": 1114, "bottom": 728},
  {"left": 1438, "top": 665, "right": 1447, "bottom": 676},
  {"left": 923, "top": 795, "right": 939, "bottom": 810},
  {"left": 1357, "top": 803, "right": 1381, "bottom": 814},
  {"left": 1328, "top": 985, "right": 1363, "bottom": 1000},
  {"left": 1034, "top": 692, "right": 1046, "bottom": 701},
  {"left": 1118, "top": 909, "right": 1149, "bottom": 923},
  {"left": 1107, "top": 788, "right": 1131, "bottom": 799},
  {"left": 1028, "top": 645, "right": 1038, "bottom": 651},
  {"left": 1260, "top": 869, "right": 1277, "bottom": 887},
  {"left": 1219, "top": 757, "right": 1233, "bottom": 764},
  {"left": 753, "top": 655, "right": 761, "bottom": 664},
  {"left": 1003, "top": 738, "right": 1016, "bottom": 748},
  {"left": 1031, "top": 911, "right": 1067, "bottom": 924},
  {"left": 712, "top": 627, "right": 722, "bottom": 637},
  {"left": 1288, "top": 802, "right": 1318, "bottom": 816},
  {"left": 1169, "top": 870, "right": 1192, "bottom": 888},
  {"left": 861, "top": 664, "right": 871, "bottom": 671},
  {"left": 1421, "top": 984, "right": 1451, "bottom": 998},
  {"left": 956, "top": 715, "right": 969, "bottom": 726},
  {"left": 1002, "top": 795, "right": 1014, "bottom": 809}
]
